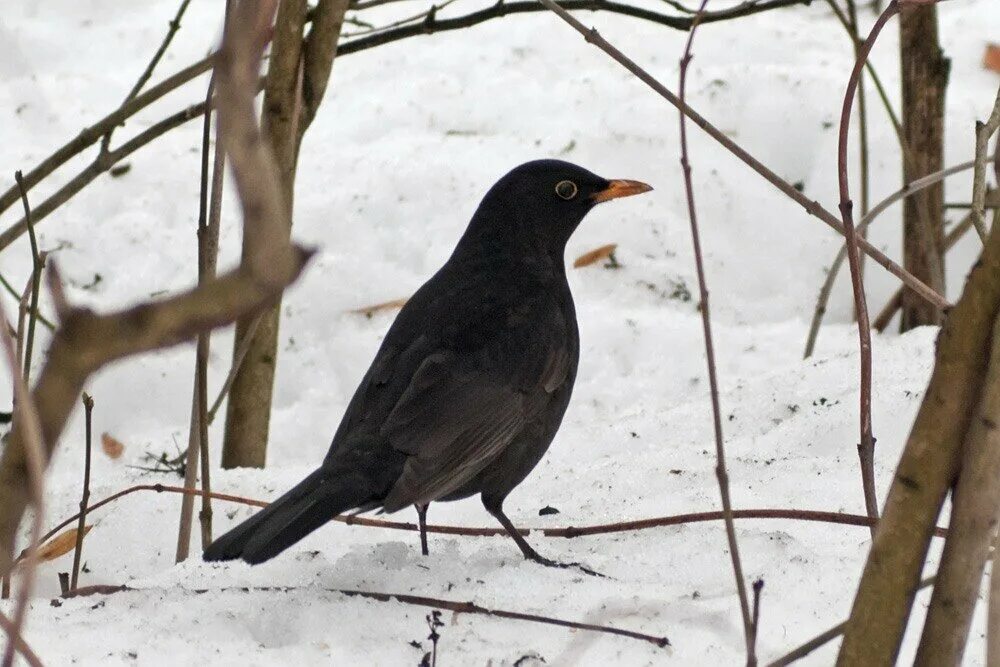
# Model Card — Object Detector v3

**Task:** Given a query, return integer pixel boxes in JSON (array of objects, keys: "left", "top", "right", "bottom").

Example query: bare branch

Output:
[
  {"left": 69, "top": 393, "right": 94, "bottom": 590},
  {"left": 0, "top": 0, "right": 308, "bottom": 576},
  {"left": 915, "top": 311, "right": 1000, "bottom": 663},
  {"left": 100, "top": 0, "right": 194, "bottom": 153},
  {"left": 677, "top": 2, "right": 753, "bottom": 661},
  {"left": 533, "top": 0, "right": 948, "bottom": 310},
  {"left": 972, "top": 86, "right": 1000, "bottom": 241},
  {"left": 839, "top": 143, "right": 1000, "bottom": 667},
  {"left": 0, "top": 301, "right": 46, "bottom": 667}
]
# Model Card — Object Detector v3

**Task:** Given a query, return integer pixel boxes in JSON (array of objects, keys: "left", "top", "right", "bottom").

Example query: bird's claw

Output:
[{"left": 528, "top": 555, "right": 607, "bottom": 578}]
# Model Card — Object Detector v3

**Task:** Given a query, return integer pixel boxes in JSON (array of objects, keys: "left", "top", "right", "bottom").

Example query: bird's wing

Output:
[{"left": 379, "top": 326, "right": 573, "bottom": 512}]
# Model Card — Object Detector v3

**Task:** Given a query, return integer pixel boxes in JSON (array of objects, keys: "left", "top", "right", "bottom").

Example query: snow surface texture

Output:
[{"left": 2, "top": 0, "right": 1000, "bottom": 664}]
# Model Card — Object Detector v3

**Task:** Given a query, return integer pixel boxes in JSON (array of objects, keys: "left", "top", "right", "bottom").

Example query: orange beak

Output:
[{"left": 591, "top": 179, "right": 653, "bottom": 204}]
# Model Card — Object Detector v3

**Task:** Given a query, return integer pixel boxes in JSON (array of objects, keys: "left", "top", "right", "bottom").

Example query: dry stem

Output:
[
  {"left": 677, "top": 3, "right": 753, "bottom": 661},
  {"left": 534, "top": 0, "right": 947, "bottom": 310},
  {"left": 972, "top": 86, "right": 1000, "bottom": 241},
  {"left": 70, "top": 393, "right": 94, "bottom": 590}
]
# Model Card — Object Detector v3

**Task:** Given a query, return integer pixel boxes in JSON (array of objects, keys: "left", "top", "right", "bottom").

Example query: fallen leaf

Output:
[
  {"left": 574, "top": 243, "right": 618, "bottom": 268},
  {"left": 101, "top": 433, "right": 125, "bottom": 459},
  {"left": 986, "top": 43, "right": 1000, "bottom": 74},
  {"left": 350, "top": 298, "right": 408, "bottom": 317},
  {"left": 35, "top": 526, "right": 92, "bottom": 563}
]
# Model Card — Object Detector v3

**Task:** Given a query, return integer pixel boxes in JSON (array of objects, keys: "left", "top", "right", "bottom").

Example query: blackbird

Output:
[{"left": 203, "top": 159, "right": 651, "bottom": 570}]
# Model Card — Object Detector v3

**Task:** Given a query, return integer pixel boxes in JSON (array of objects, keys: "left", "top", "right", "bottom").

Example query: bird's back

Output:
[{"left": 325, "top": 252, "right": 579, "bottom": 477}]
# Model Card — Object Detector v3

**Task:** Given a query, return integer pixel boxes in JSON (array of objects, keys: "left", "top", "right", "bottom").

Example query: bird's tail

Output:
[{"left": 203, "top": 466, "right": 368, "bottom": 565}]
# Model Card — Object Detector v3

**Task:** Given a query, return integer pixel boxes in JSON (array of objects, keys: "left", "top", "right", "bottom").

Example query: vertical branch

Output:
[
  {"left": 13, "top": 172, "right": 44, "bottom": 390},
  {"left": 915, "top": 313, "right": 1000, "bottom": 664},
  {"left": 177, "top": 0, "right": 231, "bottom": 561},
  {"left": 838, "top": 156, "right": 1000, "bottom": 667},
  {"left": 835, "top": 0, "right": 898, "bottom": 535},
  {"left": 677, "top": 3, "right": 754, "bottom": 663},
  {"left": 898, "top": 0, "right": 947, "bottom": 330},
  {"left": 972, "top": 87, "right": 1000, "bottom": 242},
  {"left": 844, "top": 0, "right": 869, "bottom": 323},
  {"left": 0, "top": 304, "right": 46, "bottom": 667},
  {"left": 70, "top": 393, "right": 94, "bottom": 590}
]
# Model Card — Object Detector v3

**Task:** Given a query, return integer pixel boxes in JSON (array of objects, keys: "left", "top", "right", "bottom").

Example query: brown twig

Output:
[
  {"left": 24, "top": 483, "right": 949, "bottom": 567},
  {"left": 677, "top": 3, "right": 754, "bottom": 662},
  {"left": 13, "top": 172, "right": 44, "bottom": 390},
  {"left": 915, "top": 313, "right": 1000, "bottom": 663},
  {"left": 100, "top": 0, "right": 194, "bottom": 154},
  {"left": 338, "top": 0, "right": 809, "bottom": 52},
  {"left": 207, "top": 314, "right": 262, "bottom": 424},
  {"left": 0, "top": 54, "right": 214, "bottom": 225},
  {"left": 70, "top": 394, "right": 94, "bottom": 590},
  {"left": 768, "top": 576, "right": 936, "bottom": 666},
  {"left": 838, "top": 91, "right": 1000, "bottom": 666},
  {"left": 0, "top": 610, "right": 42, "bottom": 667},
  {"left": 0, "top": 0, "right": 804, "bottom": 254},
  {"left": 533, "top": 0, "right": 947, "bottom": 310},
  {"left": 0, "top": 0, "right": 307, "bottom": 577},
  {"left": 835, "top": 0, "right": 898, "bottom": 535},
  {"left": 0, "top": 301, "right": 46, "bottom": 667},
  {"left": 842, "top": 0, "right": 869, "bottom": 321},
  {"left": 66, "top": 583, "right": 670, "bottom": 648},
  {"left": 0, "top": 275, "right": 52, "bottom": 332},
  {"left": 750, "top": 578, "right": 764, "bottom": 661},
  {"left": 873, "top": 200, "right": 980, "bottom": 331},
  {"left": 972, "top": 86, "right": 1000, "bottom": 242},
  {"left": 808, "top": 156, "right": 991, "bottom": 347}
]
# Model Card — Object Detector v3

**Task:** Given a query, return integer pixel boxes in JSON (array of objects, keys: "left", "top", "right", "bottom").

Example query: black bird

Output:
[{"left": 203, "top": 159, "right": 651, "bottom": 569}]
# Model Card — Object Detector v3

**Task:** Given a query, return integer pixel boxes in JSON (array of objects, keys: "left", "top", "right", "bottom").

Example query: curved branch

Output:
[
  {"left": 22, "top": 482, "right": 949, "bottom": 564},
  {"left": 337, "top": 0, "right": 810, "bottom": 53}
]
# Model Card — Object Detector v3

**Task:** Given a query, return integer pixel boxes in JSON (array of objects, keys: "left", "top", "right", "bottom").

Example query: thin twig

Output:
[
  {"left": 70, "top": 393, "right": 94, "bottom": 590},
  {"left": 0, "top": 300, "right": 46, "bottom": 667},
  {"left": 972, "top": 86, "right": 1000, "bottom": 242},
  {"left": 836, "top": 0, "right": 898, "bottom": 537},
  {"left": 26, "top": 483, "right": 948, "bottom": 568},
  {"left": 207, "top": 314, "right": 262, "bottom": 423},
  {"left": 767, "top": 577, "right": 935, "bottom": 666},
  {"left": 0, "top": 610, "right": 42, "bottom": 667},
  {"left": 0, "top": 0, "right": 307, "bottom": 577},
  {"left": 874, "top": 192, "right": 997, "bottom": 332},
  {"left": 750, "top": 578, "right": 764, "bottom": 660},
  {"left": 338, "top": 0, "right": 809, "bottom": 52},
  {"left": 0, "top": 0, "right": 802, "bottom": 251},
  {"left": 71, "top": 583, "right": 671, "bottom": 648},
  {"left": 0, "top": 274, "right": 53, "bottom": 331},
  {"left": 533, "top": 0, "right": 947, "bottom": 310},
  {"left": 100, "top": 0, "right": 194, "bottom": 154},
  {"left": 13, "top": 172, "right": 44, "bottom": 390},
  {"left": 804, "top": 155, "right": 990, "bottom": 356},
  {"left": 677, "top": 3, "right": 754, "bottom": 662}
]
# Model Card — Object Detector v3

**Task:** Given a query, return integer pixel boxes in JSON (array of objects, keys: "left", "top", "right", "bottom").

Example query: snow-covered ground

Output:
[{"left": 2, "top": 0, "right": 1000, "bottom": 664}]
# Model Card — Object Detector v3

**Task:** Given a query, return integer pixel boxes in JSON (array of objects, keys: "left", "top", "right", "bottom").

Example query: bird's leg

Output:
[
  {"left": 482, "top": 497, "right": 604, "bottom": 578},
  {"left": 416, "top": 503, "right": 430, "bottom": 556}
]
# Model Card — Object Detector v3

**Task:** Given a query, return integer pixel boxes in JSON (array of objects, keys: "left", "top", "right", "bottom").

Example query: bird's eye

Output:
[{"left": 555, "top": 180, "right": 578, "bottom": 200}]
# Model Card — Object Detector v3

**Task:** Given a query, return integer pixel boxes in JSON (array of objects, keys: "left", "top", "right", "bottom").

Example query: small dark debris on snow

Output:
[
  {"left": 538, "top": 506, "right": 560, "bottom": 516},
  {"left": 514, "top": 652, "right": 547, "bottom": 666}
]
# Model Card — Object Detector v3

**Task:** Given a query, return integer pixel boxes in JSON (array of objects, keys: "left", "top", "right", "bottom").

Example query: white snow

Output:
[{"left": 2, "top": 0, "right": 1000, "bottom": 664}]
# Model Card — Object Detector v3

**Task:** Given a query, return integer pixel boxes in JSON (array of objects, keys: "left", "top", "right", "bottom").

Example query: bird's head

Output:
[{"left": 461, "top": 159, "right": 652, "bottom": 260}]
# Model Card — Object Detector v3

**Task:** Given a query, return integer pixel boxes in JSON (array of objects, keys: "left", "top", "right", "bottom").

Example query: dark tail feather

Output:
[{"left": 203, "top": 467, "right": 367, "bottom": 565}]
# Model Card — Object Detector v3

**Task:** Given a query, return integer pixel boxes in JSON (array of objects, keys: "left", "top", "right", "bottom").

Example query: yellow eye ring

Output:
[{"left": 555, "top": 180, "right": 578, "bottom": 200}]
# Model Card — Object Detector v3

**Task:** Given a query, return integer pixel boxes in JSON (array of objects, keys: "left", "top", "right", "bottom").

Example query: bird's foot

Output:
[{"left": 525, "top": 554, "right": 606, "bottom": 578}]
